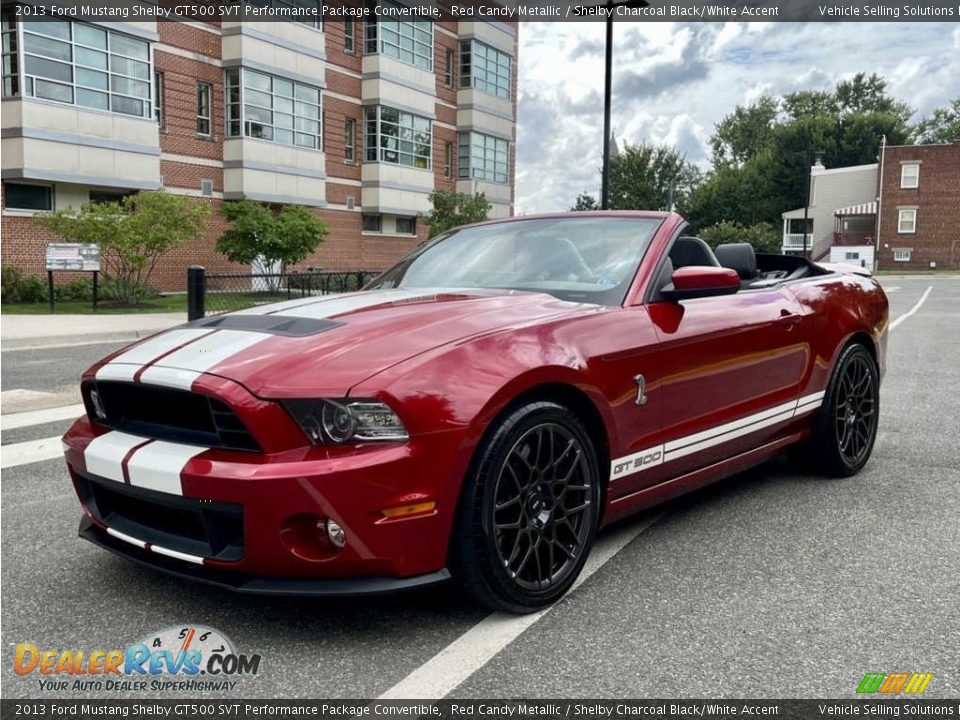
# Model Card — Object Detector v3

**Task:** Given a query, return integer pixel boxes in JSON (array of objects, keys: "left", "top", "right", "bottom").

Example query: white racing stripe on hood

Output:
[
  {"left": 267, "top": 289, "right": 450, "bottom": 319},
  {"left": 136, "top": 366, "right": 201, "bottom": 391},
  {"left": 95, "top": 328, "right": 216, "bottom": 383},
  {"left": 144, "top": 329, "right": 271, "bottom": 375},
  {"left": 126, "top": 440, "right": 208, "bottom": 495}
]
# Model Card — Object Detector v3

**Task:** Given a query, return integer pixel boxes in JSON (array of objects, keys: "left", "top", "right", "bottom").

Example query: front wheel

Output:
[
  {"left": 809, "top": 343, "right": 880, "bottom": 477},
  {"left": 451, "top": 401, "right": 601, "bottom": 613}
]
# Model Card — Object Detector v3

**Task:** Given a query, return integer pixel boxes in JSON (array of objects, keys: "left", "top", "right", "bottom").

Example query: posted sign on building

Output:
[{"left": 45, "top": 243, "right": 101, "bottom": 272}]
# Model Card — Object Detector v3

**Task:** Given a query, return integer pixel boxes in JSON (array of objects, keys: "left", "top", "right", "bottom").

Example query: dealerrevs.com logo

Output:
[{"left": 14, "top": 625, "right": 262, "bottom": 693}]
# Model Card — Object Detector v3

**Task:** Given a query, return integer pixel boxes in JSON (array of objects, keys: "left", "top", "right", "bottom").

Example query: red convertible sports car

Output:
[{"left": 63, "top": 212, "right": 888, "bottom": 612}]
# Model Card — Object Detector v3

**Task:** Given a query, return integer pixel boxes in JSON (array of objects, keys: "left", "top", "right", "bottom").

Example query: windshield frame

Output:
[{"left": 365, "top": 214, "right": 667, "bottom": 307}]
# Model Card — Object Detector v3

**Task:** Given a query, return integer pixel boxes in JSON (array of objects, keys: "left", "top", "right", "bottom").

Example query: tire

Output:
[
  {"left": 451, "top": 401, "right": 601, "bottom": 613},
  {"left": 808, "top": 343, "right": 880, "bottom": 477}
]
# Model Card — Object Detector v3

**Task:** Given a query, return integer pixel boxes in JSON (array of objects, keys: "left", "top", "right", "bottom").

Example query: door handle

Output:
[{"left": 778, "top": 309, "right": 802, "bottom": 327}]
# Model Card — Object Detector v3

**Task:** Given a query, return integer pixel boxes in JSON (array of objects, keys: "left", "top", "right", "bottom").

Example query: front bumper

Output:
[
  {"left": 79, "top": 517, "right": 451, "bottom": 596},
  {"left": 63, "top": 415, "right": 472, "bottom": 586}
]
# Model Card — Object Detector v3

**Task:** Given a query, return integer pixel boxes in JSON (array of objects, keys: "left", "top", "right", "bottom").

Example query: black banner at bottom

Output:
[{"left": 2, "top": 699, "right": 959, "bottom": 720}]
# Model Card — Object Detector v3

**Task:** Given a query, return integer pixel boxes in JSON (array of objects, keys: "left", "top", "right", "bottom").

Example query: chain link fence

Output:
[{"left": 188, "top": 268, "right": 382, "bottom": 319}]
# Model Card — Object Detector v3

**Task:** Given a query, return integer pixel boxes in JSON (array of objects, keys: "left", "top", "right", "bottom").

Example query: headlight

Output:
[{"left": 283, "top": 399, "right": 409, "bottom": 444}]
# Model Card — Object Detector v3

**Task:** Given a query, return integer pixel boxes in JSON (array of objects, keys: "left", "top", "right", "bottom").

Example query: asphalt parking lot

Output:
[{"left": 1, "top": 276, "right": 957, "bottom": 700}]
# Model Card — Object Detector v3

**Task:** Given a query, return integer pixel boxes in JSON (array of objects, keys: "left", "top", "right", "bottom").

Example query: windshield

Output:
[{"left": 367, "top": 216, "right": 663, "bottom": 305}]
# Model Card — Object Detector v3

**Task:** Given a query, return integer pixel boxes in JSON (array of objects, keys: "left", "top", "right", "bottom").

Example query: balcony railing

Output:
[
  {"left": 833, "top": 232, "right": 874, "bottom": 247},
  {"left": 781, "top": 234, "right": 810, "bottom": 250}
]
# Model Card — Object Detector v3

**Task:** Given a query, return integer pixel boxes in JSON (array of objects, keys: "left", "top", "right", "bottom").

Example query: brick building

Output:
[
  {"left": 875, "top": 140, "right": 960, "bottom": 271},
  {"left": 1, "top": 12, "right": 518, "bottom": 290}
]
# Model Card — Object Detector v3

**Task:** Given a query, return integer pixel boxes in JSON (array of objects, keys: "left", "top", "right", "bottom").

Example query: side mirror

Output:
[{"left": 662, "top": 266, "right": 740, "bottom": 301}]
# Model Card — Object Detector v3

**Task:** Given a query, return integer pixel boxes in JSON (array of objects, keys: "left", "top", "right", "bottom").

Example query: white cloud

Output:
[{"left": 516, "top": 22, "right": 959, "bottom": 213}]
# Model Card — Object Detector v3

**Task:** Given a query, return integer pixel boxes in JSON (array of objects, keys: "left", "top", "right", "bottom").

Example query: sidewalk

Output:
[{"left": 0, "top": 312, "right": 185, "bottom": 350}]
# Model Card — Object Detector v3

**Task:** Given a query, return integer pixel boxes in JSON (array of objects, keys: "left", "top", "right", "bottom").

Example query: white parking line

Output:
[
  {"left": 890, "top": 285, "right": 933, "bottom": 331},
  {"left": 378, "top": 511, "right": 666, "bottom": 700},
  {"left": 0, "top": 404, "right": 85, "bottom": 431},
  {"left": 0, "top": 435, "right": 65, "bottom": 469}
]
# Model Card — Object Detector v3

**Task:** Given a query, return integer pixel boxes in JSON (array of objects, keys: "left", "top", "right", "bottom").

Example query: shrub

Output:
[
  {"left": 1, "top": 266, "right": 47, "bottom": 304},
  {"left": 55, "top": 277, "right": 93, "bottom": 302},
  {"left": 698, "top": 221, "right": 782, "bottom": 255}
]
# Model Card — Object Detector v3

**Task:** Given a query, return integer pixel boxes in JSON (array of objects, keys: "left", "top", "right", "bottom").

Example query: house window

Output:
[
  {"left": 154, "top": 71, "right": 164, "bottom": 126},
  {"left": 17, "top": 20, "right": 153, "bottom": 118},
  {"left": 364, "top": 16, "right": 433, "bottom": 70},
  {"left": 844, "top": 252, "right": 860, "bottom": 261},
  {"left": 196, "top": 82, "right": 211, "bottom": 136},
  {"left": 444, "top": 49, "right": 454, "bottom": 87},
  {"left": 897, "top": 208, "right": 916, "bottom": 234},
  {"left": 362, "top": 214, "right": 382, "bottom": 232},
  {"left": 458, "top": 132, "right": 508, "bottom": 183},
  {"left": 225, "top": 68, "right": 322, "bottom": 149},
  {"left": 89, "top": 189, "right": 134, "bottom": 204},
  {"left": 460, "top": 40, "right": 511, "bottom": 99},
  {"left": 344, "top": 20, "right": 355, "bottom": 53},
  {"left": 443, "top": 141, "right": 452, "bottom": 179},
  {"left": 364, "top": 105, "right": 432, "bottom": 169},
  {"left": 900, "top": 163, "right": 919, "bottom": 189},
  {"left": 344, "top": 117, "right": 356, "bottom": 162},
  {"left": 893, "top": 249, "right": 912, "bottom": 262},
  {"left": 5, "top": 183, "right": 53, "bottom": 211},
  {"left": 1, "top": 6, "right": 18, "bottom": 97},
  {"left": 396, "top": 216, "right": 416, "bottom": 234}
]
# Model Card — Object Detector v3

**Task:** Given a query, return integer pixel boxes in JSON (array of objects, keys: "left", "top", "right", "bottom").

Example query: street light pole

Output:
[
  {"left": 599, "top": 0, "right": 647, "bottom": 211},
  {"left": 601, "top": 10, "right": 613, "bottom": 210}
]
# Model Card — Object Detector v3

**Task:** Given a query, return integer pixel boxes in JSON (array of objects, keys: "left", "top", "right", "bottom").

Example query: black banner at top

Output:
[{"left": 5, "top": 0, "right": 960, "bottom": 22}]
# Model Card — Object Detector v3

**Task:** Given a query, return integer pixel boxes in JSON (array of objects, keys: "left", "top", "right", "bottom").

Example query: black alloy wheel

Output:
[{"left": 452, "top": 401, "right": 600, "bottom": 613}]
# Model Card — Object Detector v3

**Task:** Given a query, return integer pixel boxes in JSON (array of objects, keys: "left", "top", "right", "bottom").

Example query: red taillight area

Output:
[{"left": 279, "top": 514, "right": 343, "bottom": 562}]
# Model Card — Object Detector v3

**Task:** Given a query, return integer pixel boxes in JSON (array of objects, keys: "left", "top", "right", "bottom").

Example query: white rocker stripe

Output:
[
  {"left": 611, "top": 391, "right": 826, "bottom": 481},
  {"left": 150, "top": 544, "right": 205, "bottom": 565},
  {"left": 106, "top": 527, "right": 147, "bottom": 549},
  {"left": 84, "top": 431, "right": 149, "bottom": 483},
  {"left": 125, "top": 441, "right": 209, "bottom": 496}
]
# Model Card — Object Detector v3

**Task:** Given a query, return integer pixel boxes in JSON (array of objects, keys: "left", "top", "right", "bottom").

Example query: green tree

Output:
[
  {"left": 570, "top": 192, "right": 599, "bottom": 211},
  {"left": 217, "top": 201, "right": 329, "bottom": 287},
  {"left": 698, "top": 221, "right": 781, "bottom": 254},
  {"left": 710, "top": 95, "right": 780, "bottom": 166},
  {"left": 422, "top": 190, "right": 491, "bottom": 237},
  {"left": 40, "top": 190, "right": 208, "bottom": 305},
  {"left": 606, "top": 142, "right": 701, "bottom": 211},
  {"left": 914, "top": 98, "right": 960, "bottom": 143}
]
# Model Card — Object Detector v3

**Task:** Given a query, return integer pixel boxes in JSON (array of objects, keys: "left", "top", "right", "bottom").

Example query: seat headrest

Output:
[
  {"left": 670, "top": 237, "right": 719, "bottom": 268},
  {"left": 715, "top": 243, "right": 757, "bottom": 279}
]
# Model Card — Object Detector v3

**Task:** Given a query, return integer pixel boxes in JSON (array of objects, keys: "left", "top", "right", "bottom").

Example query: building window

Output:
[
  {"left": 364, "top": 16, "right": 433, "bottom": 70},
  {"left": 458, "top": 132, "right": 508, "bottom": 183},
  {"left": 154, "top": 71, "right": 164, "bottom": 127},
  {"left": 89, "top": 189, "right": 134, "bottom": 204},
  {"left": 344, "top": 19, "right": 355, "bottom": 53},
  {"left": 225, "top": 68, "right": 322, "bottom": 149},
  {"left": 196, "top": 82, "right": 211, "bottom": 136},
  {"left": 897, "top": 208, "right": 916, "bottom": 234},
  {"left": 344, "top": 117, "right": 356, "bottom": 162},
  {"left": 900, "top": 163, "right": 919, "bottom": 189},
  {"left": 396, "top": 216, "right": 416, "bottom": 235},
  {"left": 444, "top": 49, "right": 454, "bottom": 87},
  {"left": 893, "top": 249, "right": 912, "bottom": 262},
  {"left": 364, "top": 105, "right": 432, "bottom": 169},
  {"left": 362, "top": 214, "right": 382, "bottom": 232},
  {"left": 444, "top": 141, "right": 452, "bottom": 179},
  {"left": 460, "top": 40, "right": 511, "bottom": 99},
  {"left": 844, "top": 252, "right": 860, "bottom": 261},
  {"left": 1, "top": 6, "right": 18, "bottom": 97},
  {"left": 5, "top": 183, "right": 53, "bottom": 211},
  {"left": 17, "top": 20, "right": 153, "bottom": 118}
]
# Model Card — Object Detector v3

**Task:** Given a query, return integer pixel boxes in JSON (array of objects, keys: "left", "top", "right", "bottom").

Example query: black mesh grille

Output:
[
  {"left": 75, "top": 471, "right": 244, "bottom": 561},
  {"left": 89, "top": 381, "right": 260, "bottom": 452}
]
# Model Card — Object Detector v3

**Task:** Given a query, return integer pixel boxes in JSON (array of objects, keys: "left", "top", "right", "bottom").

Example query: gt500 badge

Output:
[{"left": 611, "top": 446, "right": 664, "bottom": 479}]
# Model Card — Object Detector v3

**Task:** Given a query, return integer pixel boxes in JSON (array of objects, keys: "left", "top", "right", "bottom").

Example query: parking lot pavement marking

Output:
[
  {"left": 890, "top": 285, "right": 933, "bottom": 331},
  {"left": 0, "top": 435, "right": 65, "bottom": 469},
  {"left": 378, "top": 511, "right": 666, "bottom": 700},
  {"left": 0, "top": 403, "right": 85, "bottom": 430}
]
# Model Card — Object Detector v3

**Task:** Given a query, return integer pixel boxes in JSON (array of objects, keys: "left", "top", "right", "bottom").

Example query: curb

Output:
[{"left": 3, "top": 329, "right": 164, "bottom": 351}]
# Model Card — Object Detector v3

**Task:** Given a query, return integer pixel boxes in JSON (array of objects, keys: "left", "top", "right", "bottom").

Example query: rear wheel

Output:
[
  {"left": 451, "top": 401, "right": 600, "bottom": 613},
  {"left": 809, "top": 343, "right": 880, "bottom": 477}
]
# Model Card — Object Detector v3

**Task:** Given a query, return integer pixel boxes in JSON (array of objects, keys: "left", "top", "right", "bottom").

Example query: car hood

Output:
[{"left": 95, "top": 289, "right": 600, "bottom": 397}]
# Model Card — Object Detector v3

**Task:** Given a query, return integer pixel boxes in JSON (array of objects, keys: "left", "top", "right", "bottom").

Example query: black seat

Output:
[
  {"left": 715, "top": 243, "right": 757, "bottom": 282},
  {"left": 669, "top": 237, "right": 719, "bottom": 269}
]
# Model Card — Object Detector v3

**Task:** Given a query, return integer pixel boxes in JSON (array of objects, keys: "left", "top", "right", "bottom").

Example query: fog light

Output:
[{"left": 326, "top": 519, "right": 347, "bottom": 548}]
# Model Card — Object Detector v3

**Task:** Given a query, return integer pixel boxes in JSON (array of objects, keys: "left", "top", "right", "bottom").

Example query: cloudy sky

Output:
[{"left": 514, "top": 22, "right": 960, "bottom": 214}]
